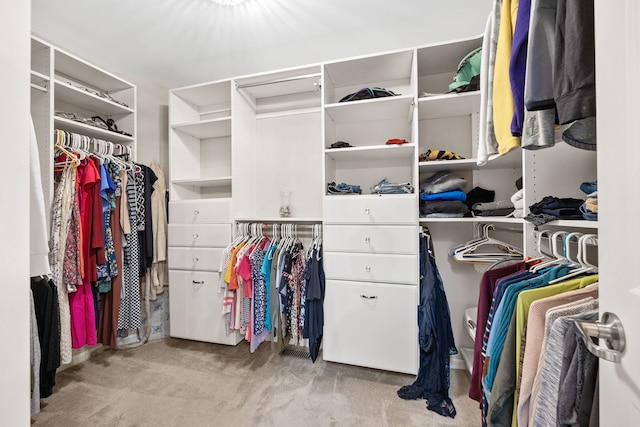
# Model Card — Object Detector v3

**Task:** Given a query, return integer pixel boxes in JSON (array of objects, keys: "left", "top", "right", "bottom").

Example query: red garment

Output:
[
  {"left": 468, "top": 262, "right": 526, "bottom": 402},
  {"left": 70, "top": 159, "right": 101, "bottom": 348}
]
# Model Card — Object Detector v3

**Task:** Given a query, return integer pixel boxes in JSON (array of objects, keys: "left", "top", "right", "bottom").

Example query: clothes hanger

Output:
[
  {"left": 452, "top": 225, "right": 523, "bottom": 264},
  {"left": 548, "top": 233, "right": 597, "bottom": 284},
  {"left": 530, "top": 230, "right": 569, "bottom": 273}
]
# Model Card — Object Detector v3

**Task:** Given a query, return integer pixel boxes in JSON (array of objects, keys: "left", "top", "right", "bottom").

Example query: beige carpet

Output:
[{"left": 32, "top": 338, "right": 480, "bottom": 426}]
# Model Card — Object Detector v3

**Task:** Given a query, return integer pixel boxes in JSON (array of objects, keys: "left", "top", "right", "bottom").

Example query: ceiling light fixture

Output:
[{"left": 211, "top": 0, "right": 247, "bottom": 5}]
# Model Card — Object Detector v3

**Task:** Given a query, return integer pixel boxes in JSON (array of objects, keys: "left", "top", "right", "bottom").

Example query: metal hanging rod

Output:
[{"left": 31, "top": 82, "right": 48, "bottom": 93}]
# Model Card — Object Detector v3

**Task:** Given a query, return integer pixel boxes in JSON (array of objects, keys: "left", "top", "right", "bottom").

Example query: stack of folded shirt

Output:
[
  {"left": 471, "top": 200, "right": 515, "bottom": 217},
  {"left": 371, "top": 178, "right": 413, "bottom": 194},
  {"left": 579, "top": 181, "right": 598, "bottom": 221},
  {"left": 418, "top": 149, "right": 465, "bottom": 161},
  {"left": 327, "top": 181, "right": 362, "bottom": 195},
  {"left": 509, "top": 189, "right": 524, "bottom": 218},
  {"left": 524, "top": 195, "right": 584, "bottom": 225},
  {"left": 419, "top": 171, "right": 469, "bottom": 218}
]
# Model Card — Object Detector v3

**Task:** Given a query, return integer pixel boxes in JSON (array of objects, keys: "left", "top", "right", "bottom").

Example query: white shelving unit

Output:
[
  {"left": 167, "top": 33, "right": 599, "bottom": 375},
  {"left": 30, "top": 35, "right": 137, "bottom": 225}
]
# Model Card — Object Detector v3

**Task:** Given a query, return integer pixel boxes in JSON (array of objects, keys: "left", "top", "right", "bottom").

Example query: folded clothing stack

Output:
[
  {"left": 509, "top": 189, "right": 525, "bottom": 218},
  {"left": 418, "top": 149, "right": 465, "bottom": 161},
  {"left": 472, "top": 200, "right": 515, "bottom": 217},
  {"left": 419, "top": 171, "right": 468, "bottom": 218},
  {"left": 327, "top": 181, "right": 361, "bottom": 195},
  {"left": 580, "top": 181, "right": 598, "bottom": 221},
  {"left": 524, "top": 195, "right": 584, "bottom": 225},
  {"left": 371, "top": 178, "right": 413, "bottom": 194}
]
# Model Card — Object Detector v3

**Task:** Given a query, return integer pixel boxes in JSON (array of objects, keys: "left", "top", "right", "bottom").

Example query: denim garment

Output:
[
  {"left": 580, "top": 203, "right": 598, "bottom": 221},
  {"left": 397, "top": 234, "right": 457, "bottom": 418},
  {"left": 580, "top": 181, "right": 597, "bottom": 195},
  {"left": 371, "top": 178, "right": 413, "bottom": 194},
  {"left": 326, "top": 181, "right": 361, "bottom": 195}
]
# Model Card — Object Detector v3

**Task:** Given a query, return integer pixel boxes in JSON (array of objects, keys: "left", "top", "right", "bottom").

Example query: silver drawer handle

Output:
[
  {"left": 365, "top": 237, "right": 371, "bottom": 243},
  {"left": 360, "top": 294, "right": 377, "bottom": 300},
  {"left": 365, "top": 266, "right": 371, "bottom": 273},
  {"left": 194, "top": 210, "right": 200, "bottom": 215},
  {"left": 192, "top": 233, "right": 199, "bottom": 239},
  {"left": 193, "top": 257, "right": 199, "bottom": 262},
  {"left": 192, "top": 280, "right": 204, "bottom": 285},
  {"left": 364, "top": 208, "right": 370, "bottom": 215}
]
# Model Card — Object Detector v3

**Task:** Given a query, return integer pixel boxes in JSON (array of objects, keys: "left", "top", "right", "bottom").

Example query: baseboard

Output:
[
  {"left": 58, "top": 344, "right": 106, "bottom": 372},
  {"left": 450, "top": 353, "right": 467, "bottom": 371}
]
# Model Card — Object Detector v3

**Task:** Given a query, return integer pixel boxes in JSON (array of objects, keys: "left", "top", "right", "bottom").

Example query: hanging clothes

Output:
[
  {"left": 302, "top": 245, "right": 325, "bottom": 363},
  {"left": 31, "top": 277, "right": 61, "bottom": 398},
  {"left": 397, "top": 232, "right": 458, "bottom": 418}
]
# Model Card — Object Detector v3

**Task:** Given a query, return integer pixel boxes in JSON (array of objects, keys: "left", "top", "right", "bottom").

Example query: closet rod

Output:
[
  {"left": 31, "top": 82, "right": 48, "bottom": 93},
  {"left": 235, "top": 73, "right": 321, "bottom": 90}
]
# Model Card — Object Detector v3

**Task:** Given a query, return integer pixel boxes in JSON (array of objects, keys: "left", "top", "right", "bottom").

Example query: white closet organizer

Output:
[
  {"left": 30, "top": 35, "right": 137, "bottom": 222},
  {"left": 321, "top": 49, "right": 419, "bottom": 375},
  {"left": 168, "top": 33, "right": 598, "bottom": 374},
  {"left": 169, "top": 80, "right": 238, "bottom": 345}
]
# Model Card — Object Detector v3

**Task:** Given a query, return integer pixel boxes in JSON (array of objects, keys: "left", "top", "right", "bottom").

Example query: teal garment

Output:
[
  {"left": 261, "top": 245, "right": 277, "bottom": 332},
  {"left": 483, "top": 265, "right": 569, "bottom": 400}
]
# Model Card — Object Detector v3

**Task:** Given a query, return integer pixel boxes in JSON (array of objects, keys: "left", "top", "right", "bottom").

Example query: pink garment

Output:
[
  {"left": 69, "top": 160, "right": 99, "bottom": 348},
  {"left": 69, "top": 277, "right": 97, "bottom": 348}
]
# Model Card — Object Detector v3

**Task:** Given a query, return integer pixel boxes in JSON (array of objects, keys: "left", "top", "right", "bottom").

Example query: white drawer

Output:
[
  {"left": 169, "top": 199, "right": 231, "bottom": 224},
  {"left": 168, "top": 247, "right": 223, "bottom": 271},
  {"left": 168, "top": 224, "right": 232, "bottom": 247},
  {"left": 323, "top": 252, "right": 418, "bottom": 285},
  {"left": 323, "top": 225, "right": 417, "bottom": 254},
  {"left": 324, "top": 195, "right": 417, "bottom": 224},
  {"left": 168, "top": 270, "right": 241, "bottom": 345},
  {"left": 323, "top": 280, "right": 418, "bottom": 374}
]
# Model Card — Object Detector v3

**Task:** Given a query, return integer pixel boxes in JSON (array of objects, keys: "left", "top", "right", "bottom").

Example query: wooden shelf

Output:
[
  {"left": 324, "top": 95, "right": 414, "bottom": 124},
  {"left": 420, "top": 217, "right": 524, "bottom": 225},
  {"left": 234, "top": 217, "right": 323, "bottom": 224},
  {"left": 171, "top": 176, "right": 232, "bottom": 188},
  {"left": 172, "top": 117, "right": 231, "bottom": 139},
  {"left": 326, "top": 144, "right": 415, "bottom": 162},
  {"left": 55, "top": 50, "right": 132, "bottom": 93},
  {"left": 55, "top": 80, "right": 134, "bottom": 115},
  {"left": 539, "top": 220, "right": 598, "bottom": 229},
  {"left": 419, "top": 148, "right": 522, "bottom": 172},
  {"left": 418, "top": 91, "right": 480, "bottom": 120},
  {"left": 54, "top": 117, "right": 134, "bottom": 143}
]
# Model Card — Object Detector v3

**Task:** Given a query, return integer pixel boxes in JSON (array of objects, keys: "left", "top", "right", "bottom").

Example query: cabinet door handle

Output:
[
  {"left": 365, "top": 266, "right": 371, "bottom": 273},
  {"left": 192, "top": 233, "right": 199, "bottom": 239},
  {"left": 193, "top": 257, "right": 199, "bottom": 263},
  {"left": 194, "top": 210, "right": 200, "bottom": 215},
  {"left": 364, "top": 208, "right": 371, "bottom": 215},
  {"left": 365, "top": 237, "right": 371, "bottom": 243},
  {"left": 360, "top": 294, "right": 377, "bottom": 300},
  {"left": 192, "top": 280, "right": 204, "bottom": 285}
]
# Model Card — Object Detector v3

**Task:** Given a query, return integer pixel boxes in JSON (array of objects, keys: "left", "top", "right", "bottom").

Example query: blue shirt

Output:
[{"left": 483, "top": 265, "right": 569, "bottom": 399}]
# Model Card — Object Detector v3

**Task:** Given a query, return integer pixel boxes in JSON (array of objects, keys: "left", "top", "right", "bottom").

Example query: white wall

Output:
[
  {"left": 0, "top": 0, "right": 31, "bottom": 424},
  {"left": 124, "top": 75, "right": 170, "bottom": 173}
]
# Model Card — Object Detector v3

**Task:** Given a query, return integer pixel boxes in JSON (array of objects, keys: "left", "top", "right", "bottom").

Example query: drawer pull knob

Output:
[
  {"left": 365, "top": 237, "right": 371, "bottom": 243},
  {"left": 192, "top": 280, "right": 204, "bottom": 285},
  {"left": 192, "top": 233, "right": 199, "bottom": 239},
  {"left": 193, "top": 257, "right": 199, "bottom": 263},
  {"left": 360, "top": 294, "right": 377, "bottom": 300},
  {"left": 365, "top": 266, "right": 371, "bottom": 273},
  {"left": 194, "top": 210, "right": 200, "bottom": 215},
  {"left": 364, "top": 208, "right": 370, "bottom": 215}
]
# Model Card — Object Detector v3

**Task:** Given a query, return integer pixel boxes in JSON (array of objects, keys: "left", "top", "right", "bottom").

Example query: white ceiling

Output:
[{"left": 32, "top": 0, "right": 491, "bottom": 88}]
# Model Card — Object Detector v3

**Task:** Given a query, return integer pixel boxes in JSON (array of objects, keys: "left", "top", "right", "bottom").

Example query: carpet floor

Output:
[{"left": 32, "top": 338, "right": 480, "bottom": 426}]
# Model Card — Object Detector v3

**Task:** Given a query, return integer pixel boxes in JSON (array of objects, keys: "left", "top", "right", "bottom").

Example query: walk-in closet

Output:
[{"left": 2, "top": 0, "right": 639, "bottom": 425}]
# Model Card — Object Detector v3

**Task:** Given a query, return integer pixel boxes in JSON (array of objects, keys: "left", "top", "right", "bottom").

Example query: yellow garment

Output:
[
  {"left": 492, "top": 0, "right": 521, "bottom": 155},
  {"left": 224, "top": 243, "right": 245, "bottom": 284}
]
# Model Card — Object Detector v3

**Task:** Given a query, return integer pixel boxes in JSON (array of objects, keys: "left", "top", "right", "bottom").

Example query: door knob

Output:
[
  {"left": 574, "top": 312, "right": 625, "bottom": 363},
  {"left": 365, "top": 237, "right": 371, "bottom": 243}
]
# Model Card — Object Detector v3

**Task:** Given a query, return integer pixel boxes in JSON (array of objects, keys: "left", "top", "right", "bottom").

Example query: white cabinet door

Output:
[
  {"left": 168, "top": 270, "right": 240, "bottom": 345},
  {"left": 596, "top": 2, "right": 640, "bottom": 423},
  {"left": 168, "top": 247, "right": 223, "bottom": 271},
  {"left": 324, "top": 195, "right": 417, "bottom": 224},
  {"left": 323, "top": 225, "right": 418, "bottom": 254},
  {"left": 323, "top": 252, "right": 418, "bottom": 285},
  {"left": 168, "top": 224, "right": 232, "bottom": 247},
  {"left": 169, "top": 199, "right": 231, "bottom": 223},
  {"left": 323, "top": 280, "right": 418, "bottom": 374}
]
